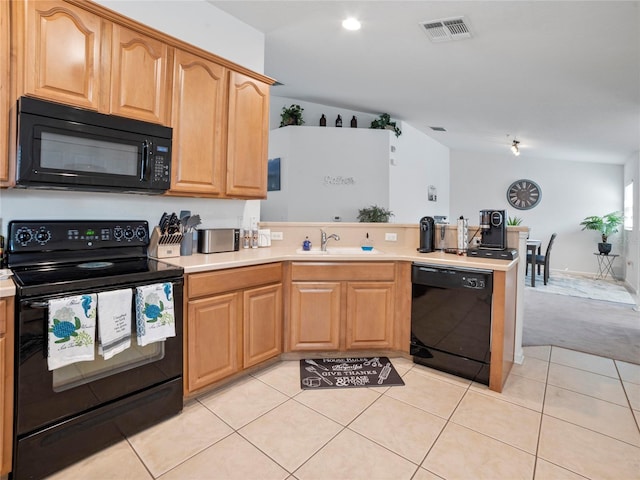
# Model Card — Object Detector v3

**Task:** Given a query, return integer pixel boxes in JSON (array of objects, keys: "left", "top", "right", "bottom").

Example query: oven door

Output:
[{"left": 14, "top": 279, "right": 183, "bottom": 438}]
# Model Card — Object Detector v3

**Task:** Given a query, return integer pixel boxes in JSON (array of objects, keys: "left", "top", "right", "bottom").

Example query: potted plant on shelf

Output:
[
  {"left": 579, "top": 211, "right": 623, "bottom": 255},
  {"left": 507, "top": 216, "right": 523, "bottom": 226},
  {"left": 369, "top": 113, "right": 402, "bottom": 137},
  {"left": 357, "top": 205, "right": 394, "bottom": 222},
  {"left": 279, "top": 104, "right": 305, "bottom": 127}
]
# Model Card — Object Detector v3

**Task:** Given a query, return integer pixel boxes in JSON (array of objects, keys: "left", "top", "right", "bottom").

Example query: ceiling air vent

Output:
[{"left": 420, "top": 17, "right": 472, "bottom": 42}]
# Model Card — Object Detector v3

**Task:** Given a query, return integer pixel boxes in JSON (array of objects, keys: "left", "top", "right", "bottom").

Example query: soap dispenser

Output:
[{"left": 302, "top": 236, "right": 312, "bottom": 251}]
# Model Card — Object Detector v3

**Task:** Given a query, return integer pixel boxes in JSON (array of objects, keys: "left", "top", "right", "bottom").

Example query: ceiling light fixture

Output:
[
  {"left": 342, "top": 17, "right": 361, "bottom": 31},
  {"left": 511, "top": 139, "right": 521, "bottom": 156}
]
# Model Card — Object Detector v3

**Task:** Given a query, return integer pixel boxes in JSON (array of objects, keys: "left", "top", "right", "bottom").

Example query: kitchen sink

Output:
[{"left": 295, "top": 247, "right": 383, "bottom": 255}]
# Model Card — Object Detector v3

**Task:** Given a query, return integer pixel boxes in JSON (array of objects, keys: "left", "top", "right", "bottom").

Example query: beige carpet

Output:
[
  {"left": 525, "top": 271, "right": 636, "bottom": 304},
  {"left": 523, "top": 273, "right": 639, "bottom": 364}
]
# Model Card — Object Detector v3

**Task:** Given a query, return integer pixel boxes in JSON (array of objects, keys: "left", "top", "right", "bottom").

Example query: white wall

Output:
[
  {"left": 94, "top": 0, "right": 264, "bottom": 73},
  {"left": 390, "top": 122, "right": 450, "bottom": 224},
  {"left": 263, "top": 126, "right": 391, "bottom": 222},
  {"left": 623, "top": 151, "right": 640, "bottom": 296},
  {"left": 450, "top": 150, "right": 625, "bottom": 276},
  {"left": 0, "top": 0, "right": 264, "bottom": 232},
  {"left": 267, "top": 97, "right": 451, "bottom": 224}
]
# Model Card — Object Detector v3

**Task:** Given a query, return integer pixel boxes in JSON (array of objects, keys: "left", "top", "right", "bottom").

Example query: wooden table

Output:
[{"left": 527, "top": 240, "right": 542, "bottom": 287}]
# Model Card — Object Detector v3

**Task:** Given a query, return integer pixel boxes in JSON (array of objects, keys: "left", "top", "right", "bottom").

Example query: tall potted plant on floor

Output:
[{"left": 579, "top": 211, "right": 623, "bottom": 255}]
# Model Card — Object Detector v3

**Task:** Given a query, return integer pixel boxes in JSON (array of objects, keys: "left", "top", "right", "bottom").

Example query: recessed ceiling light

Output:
[{"left": 342, "top": 17, "right": 361, "bottom": 31}]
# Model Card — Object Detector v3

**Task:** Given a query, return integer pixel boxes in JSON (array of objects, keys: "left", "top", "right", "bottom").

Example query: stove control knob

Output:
[
  {"left": 135, "top": 226, "right": 147, "bottom": 240},
  {"left": 123, "top": 227, "right": 134, "bottom": 240},
  {"left": 35, "top": 228, "right": 51, "bottom": 244},
  {"left": 15, "top": 228, "right": 33, "bottom": 246},
  {"left": 113, "top": 227, "right": 123, "bottom": 240}
]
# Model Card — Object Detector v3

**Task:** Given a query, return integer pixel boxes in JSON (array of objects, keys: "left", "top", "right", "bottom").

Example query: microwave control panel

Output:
[{"left": 151, "top": 143, "right": 171, "bottom": 186}]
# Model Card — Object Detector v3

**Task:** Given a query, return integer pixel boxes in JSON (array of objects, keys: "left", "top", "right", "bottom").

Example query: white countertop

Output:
[
  {"left": 159, "top": 246, "right": 518, "bottom": 274},
  {"left": 0, "top": 278, "right": 16, "bottom": 297},
  {"left": 0, "top": 247, "right": 517, "bottom": 299}
]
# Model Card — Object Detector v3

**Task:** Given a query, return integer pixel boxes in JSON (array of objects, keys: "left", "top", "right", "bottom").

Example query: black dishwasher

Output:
[{"left": 410, "top": 263, "right": 493, "bottom": 385}]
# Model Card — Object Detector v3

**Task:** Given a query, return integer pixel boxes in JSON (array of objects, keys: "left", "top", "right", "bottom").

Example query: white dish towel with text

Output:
[
  {"left": 47, "top": 294, "right": 97, "bottom": 371},
  {"left": 135, "top": 283, "right": 176, "bottom": 347},
  {"left": 97, "top": 289, "right": 132, "bottom": 360}
]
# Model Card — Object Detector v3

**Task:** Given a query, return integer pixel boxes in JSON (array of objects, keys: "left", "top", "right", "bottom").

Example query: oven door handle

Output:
[{"left": 24, "top": 300, "right": 49, "bottom": 309}]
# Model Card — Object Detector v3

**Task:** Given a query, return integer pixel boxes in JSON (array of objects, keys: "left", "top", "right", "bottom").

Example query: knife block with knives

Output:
[{"left": 148, "top": 226, "right": 183, "bottom": 258}]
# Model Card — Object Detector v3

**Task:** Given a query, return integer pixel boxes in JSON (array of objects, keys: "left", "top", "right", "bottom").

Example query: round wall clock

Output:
[{"left": 507, "top": 179, "right": 541, "bottom": 210}]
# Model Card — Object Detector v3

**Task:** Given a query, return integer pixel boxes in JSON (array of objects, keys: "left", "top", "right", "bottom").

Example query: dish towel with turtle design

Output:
[
  {"left": 135, "top": 283, "right": 176, "bottom": 347},
  {"left": 47, "top": 294, "right": 97, "bottom": 371},
  {"left": 97, "top": 289, "right": 133, "bottom": 360}
]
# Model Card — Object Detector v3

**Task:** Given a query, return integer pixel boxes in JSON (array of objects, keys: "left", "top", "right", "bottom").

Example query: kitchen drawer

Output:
[
  {"left": 188, "top": 263, "right": 282, "bottom": 298},
  {"left": 291, "top": 262, "right": 396, "bottom": 282}
]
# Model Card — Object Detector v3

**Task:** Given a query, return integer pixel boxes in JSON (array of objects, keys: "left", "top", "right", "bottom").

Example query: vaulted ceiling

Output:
[{"left": 211, "top": 1, "right": 639, "bottom": 164}]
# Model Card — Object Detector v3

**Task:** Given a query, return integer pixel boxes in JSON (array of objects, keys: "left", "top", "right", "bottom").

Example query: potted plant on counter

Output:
[
  {"left": 357, "top": 204, "right": 394, "bottom": 222},
  {"left": 579, "top": 211, "right": 623, "bottom": 255}
]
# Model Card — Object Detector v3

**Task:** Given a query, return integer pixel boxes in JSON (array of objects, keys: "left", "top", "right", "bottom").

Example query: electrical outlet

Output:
[
  {"left": 270, "top": 231, "right": 284, "bottom": 241},
  {"left": 385, "top": 233, "right": 397, "bottom": 241}
]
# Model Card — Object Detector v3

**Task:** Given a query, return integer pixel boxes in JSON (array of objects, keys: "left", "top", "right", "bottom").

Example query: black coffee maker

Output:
[
  {"left": 479, "top": 209, "right": 506, "bottom": 250},
  {"left": 418, "top": 216, "right": 435, "bottom": 253}
]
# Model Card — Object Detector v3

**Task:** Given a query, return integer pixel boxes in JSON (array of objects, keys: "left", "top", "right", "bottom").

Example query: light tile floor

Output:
[{"left": 47, "top": 346, "right": 640, "bottom": 480}]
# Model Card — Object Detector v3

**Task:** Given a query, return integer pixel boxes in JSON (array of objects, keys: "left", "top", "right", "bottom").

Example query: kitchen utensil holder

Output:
[{"left": 148, "top": 226, "right": 183, "bottom": 258}]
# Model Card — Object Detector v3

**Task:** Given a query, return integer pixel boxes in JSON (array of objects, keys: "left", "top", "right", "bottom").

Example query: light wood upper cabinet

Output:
[
  {"left": 226, "top": 71, "right": 270, "bottom": 198},
  {"left": 18, "top": 0, "right": 103, "bottom": 110},
  {"left": 109, "top": 25, "right": 170, "bottom": 124},
  {"left": 169, "top": 49, "right": 226, "bottom": 196},
  {"left": 15, "top": 1, "right": 171, "bottom": 123},
  {"left": 0, "top": 0, "right": 10, "bottom": 184}
]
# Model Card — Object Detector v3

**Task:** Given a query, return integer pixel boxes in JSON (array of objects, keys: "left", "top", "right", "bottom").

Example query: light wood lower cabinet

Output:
[
  {"left": 288, "top": 262, "right": 397, "bottom": 352},
  {"left": 185, "top": 264, "right": 282, "bottom": 395},
  {"left": 345, "top": 282, "right": 394, "bottom": 350},
  {"left": 289, "top": 282, "right": 341, "bottom": 350},
  {"left": 243, "top": 284, "right": 282, "bottom": 369},
  {"left": 1, "top": 297, "right": 15, "bottom": 476},
  {"left": 187, "top": 292, "right": 241, "bottom": 392}
]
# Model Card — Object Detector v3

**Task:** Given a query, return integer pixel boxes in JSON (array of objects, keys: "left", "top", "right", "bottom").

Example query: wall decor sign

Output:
[
  {"left": 323, "top": 175, "right": 356, "bottom": 186},
  {"left": 299, "top": 357, "right": 404, "bottom": 390},
  {"left": 428, "top": 185, "right": 437, "bottom": 202},
  {"left": 267, "top": 157, "right": 281, "bottom": 191}
]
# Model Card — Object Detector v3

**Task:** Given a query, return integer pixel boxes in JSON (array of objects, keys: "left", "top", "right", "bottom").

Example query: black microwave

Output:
[{"left": 16, "top": 96, "right": 172, "bottom": 194}]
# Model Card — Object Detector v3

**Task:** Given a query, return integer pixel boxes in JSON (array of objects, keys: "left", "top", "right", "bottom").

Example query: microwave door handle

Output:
[{"left": 140, "top": 140, "right": 151, "bottom": 181}]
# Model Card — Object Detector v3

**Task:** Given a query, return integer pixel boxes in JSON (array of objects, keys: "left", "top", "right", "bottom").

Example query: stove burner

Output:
[{"left": 77, "top": 261, "right": 114, "bottom": 269}]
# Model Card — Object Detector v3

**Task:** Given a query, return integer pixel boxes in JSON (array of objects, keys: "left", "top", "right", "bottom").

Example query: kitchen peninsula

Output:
[{"left": 163, "top": 222, "right": 524, "bottom": 397}]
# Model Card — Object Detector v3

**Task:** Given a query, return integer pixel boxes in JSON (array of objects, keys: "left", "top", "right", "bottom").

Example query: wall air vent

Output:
[{"left": 420, "top": 17, "right": 472, "bottom": 42}]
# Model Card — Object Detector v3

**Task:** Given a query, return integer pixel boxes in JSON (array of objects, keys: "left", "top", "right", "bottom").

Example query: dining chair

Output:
[{"left": 526, "top": 233, "right": 557, "bottom": 285}]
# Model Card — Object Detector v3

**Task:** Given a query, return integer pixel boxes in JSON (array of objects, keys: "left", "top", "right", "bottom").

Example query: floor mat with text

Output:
[{"left": 299, "top": 357, "right": 405, "bottom": 390}]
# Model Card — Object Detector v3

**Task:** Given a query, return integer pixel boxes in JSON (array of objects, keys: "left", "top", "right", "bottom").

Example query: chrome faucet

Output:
[{"left": 320, "top": 229, "right": 340, "bottom": 251}]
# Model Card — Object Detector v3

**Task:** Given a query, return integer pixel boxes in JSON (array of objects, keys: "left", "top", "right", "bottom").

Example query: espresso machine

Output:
[
  {"left": 467, "top": 209, "right": 518, "bottom": 260},
  {"left": 479, "top": 209, "right": 506, "bottom": 249}
]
